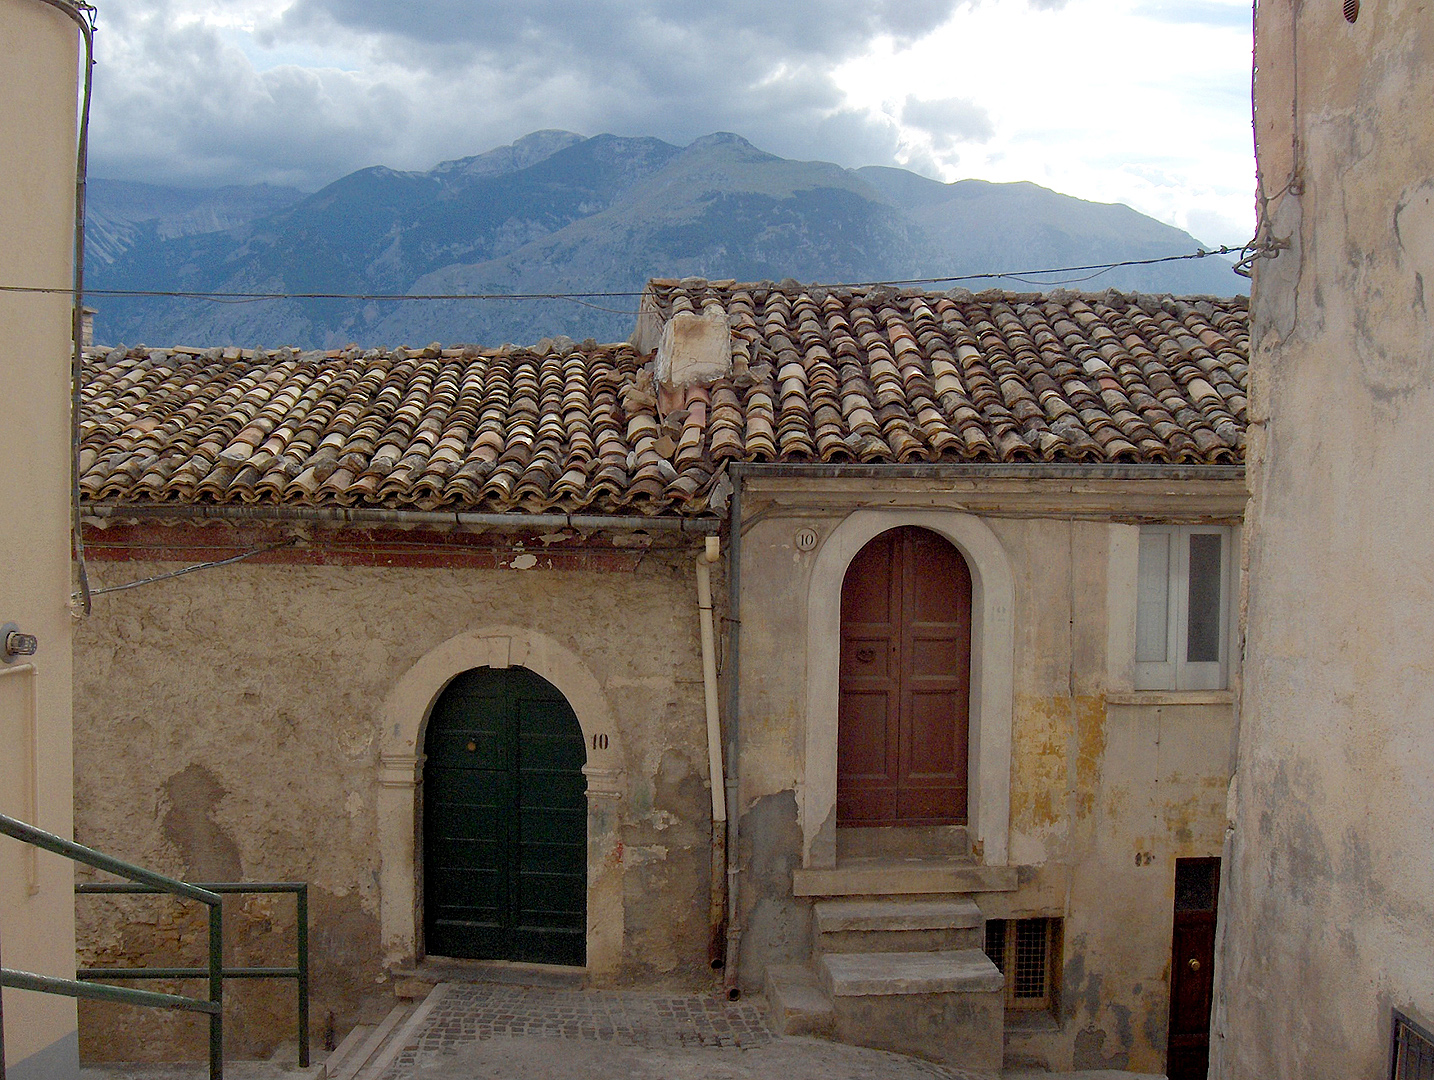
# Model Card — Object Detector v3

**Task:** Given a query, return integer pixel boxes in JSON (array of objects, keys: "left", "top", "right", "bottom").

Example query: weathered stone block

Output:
[
  {"left": 820, "top": 949, "right": 1004, "bottom": 1072},
  {"left": 655, "top": 312, "right": 730, "bottom": 393}
]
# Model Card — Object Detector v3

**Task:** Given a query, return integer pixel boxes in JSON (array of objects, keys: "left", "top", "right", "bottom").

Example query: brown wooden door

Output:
[
  {"left": 838, "top": 526, "right": 972, "bottom": 826},
  {"left": 1167, "top": 857, "right": 1220, "bottom": 1080}
]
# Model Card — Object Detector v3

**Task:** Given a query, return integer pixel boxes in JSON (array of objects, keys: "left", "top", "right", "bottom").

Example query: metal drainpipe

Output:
[
  {"left": 695, "top": 536, "right": 727, "bottom": 971},
  {"left": 720, "top": 464, "right": 744, "bottom": 998}
]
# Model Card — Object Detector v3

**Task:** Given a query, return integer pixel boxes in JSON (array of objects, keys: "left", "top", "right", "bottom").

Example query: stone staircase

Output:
[{"left": 765, "top": 827, "right": 1017, "bottom": 1074}]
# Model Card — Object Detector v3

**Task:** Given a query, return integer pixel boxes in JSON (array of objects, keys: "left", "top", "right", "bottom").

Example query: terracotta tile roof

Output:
[{"left": 78, "top": 283, "right": 1248, "bottom": 517}]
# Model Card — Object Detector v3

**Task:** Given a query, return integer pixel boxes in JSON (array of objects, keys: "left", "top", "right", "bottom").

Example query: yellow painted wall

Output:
[
  {"left": 731, "top": 479, "right": 1242, "bottom": 1073},
  {"left": 0, "top": 0, "right": 80, "bottom": 1074}
]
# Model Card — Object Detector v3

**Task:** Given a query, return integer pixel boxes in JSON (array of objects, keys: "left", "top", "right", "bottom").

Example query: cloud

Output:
[
  {"left": 86, "top": 0, "right": 969, "bottom": 189},
  {"left": 1133, "top": 1, "right": 1251, "bottom": 26},
  {"left": 900, "top": 95, "right": 995, "bottom": 146},
  {"left": 81, "top": 0, "right": 1254, "bottom": 251}
]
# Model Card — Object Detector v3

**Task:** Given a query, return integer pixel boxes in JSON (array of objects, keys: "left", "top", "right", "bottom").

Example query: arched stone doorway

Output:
[
  {"left": 423, "top": 666, "right": 587, "bottom": 966},
  {"left": 377, "top": 626, "right": 626, "bottom": 976},
  {"left": 802, "top": 510, "right": 1014, "bottom": 869},
  {"left": 838, "top": 525, "right": 973, "bottom": 827}
]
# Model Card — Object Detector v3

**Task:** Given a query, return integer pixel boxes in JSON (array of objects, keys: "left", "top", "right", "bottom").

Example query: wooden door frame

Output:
[
  {"left": 376, "top": 626, "right": 627, "bottom": 976},
  {"left": 837, "top": 525, "right": 973, "bottom": 826},
  {"left": 802, "top": 509, "right": 1015, "bottom": 869}
]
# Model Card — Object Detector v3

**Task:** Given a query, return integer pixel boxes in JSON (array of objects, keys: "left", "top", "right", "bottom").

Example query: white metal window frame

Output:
[{"left": 1134, "top": 525, "right": 1233, "bottom": 691}]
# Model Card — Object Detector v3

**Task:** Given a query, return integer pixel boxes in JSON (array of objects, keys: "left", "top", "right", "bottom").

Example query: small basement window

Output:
[
  {"left": 985, "top": 917, "right": 1062, "bottom": 1014},
  {"left": 1135, "top": 525, "right": 1233, "bottom": 691},
  {"left": 1391, "top": 1009, "right": 1434, "bottom": 1080}
]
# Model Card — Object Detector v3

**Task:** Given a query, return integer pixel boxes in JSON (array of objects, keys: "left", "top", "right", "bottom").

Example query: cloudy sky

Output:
[{"left": 87, "top": 0, "right": 1256, "bottom": 247}]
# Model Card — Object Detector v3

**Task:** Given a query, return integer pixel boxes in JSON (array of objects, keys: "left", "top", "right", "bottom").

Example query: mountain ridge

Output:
[{"left": 87, "top": 131, "right": 1244, "bottom": 349}]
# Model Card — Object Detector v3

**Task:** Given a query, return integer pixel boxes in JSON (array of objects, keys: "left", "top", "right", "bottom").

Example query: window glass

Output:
[
  {"left": 1174, "top": 857, "right": 1219, "bottom": 912},
  {"left": 1186, "top": 533, "right": 1223, "bottom": 663},
  {"left": 1136, "top": 531, "right": 1171, "bottom": 662}
]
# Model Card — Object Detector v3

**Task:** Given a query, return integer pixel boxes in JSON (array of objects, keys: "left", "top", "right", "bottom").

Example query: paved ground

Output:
[
  {"left": 375, "top": 982, "right": 1164, "bottom": 1080},
  {"left": 81, "top": 982, "right": 1165, "bottom": 1080}
]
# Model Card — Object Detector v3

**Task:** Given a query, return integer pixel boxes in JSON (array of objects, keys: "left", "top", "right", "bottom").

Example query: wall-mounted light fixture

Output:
[{"left": 2, "top": 622, "right": 38, "bottom": 663}]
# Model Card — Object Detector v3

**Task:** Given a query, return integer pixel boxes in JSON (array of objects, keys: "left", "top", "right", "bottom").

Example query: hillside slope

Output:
[{"left": 88, "top": 131, "right": 1243, "bottom": 349}]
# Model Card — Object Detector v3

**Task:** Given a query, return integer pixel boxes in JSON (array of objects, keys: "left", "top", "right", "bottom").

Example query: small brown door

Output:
[
  {"left": 1167, "top": 857, "right": 1220, "bottom": 1080},
  {"left": 838, "top": 525, "right": 972, "bottom": 826}
]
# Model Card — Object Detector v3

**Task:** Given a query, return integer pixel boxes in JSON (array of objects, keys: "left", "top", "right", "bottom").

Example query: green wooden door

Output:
[{"left": 423, "top": 666, "right": 587, "bottom": 966}]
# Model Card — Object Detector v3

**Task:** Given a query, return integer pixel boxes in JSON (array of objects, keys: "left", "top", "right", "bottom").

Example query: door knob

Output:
[
  {"left": 1188, "top": 958, "right": 1201, "bottom": 972},
  {"left": 467, "top": 740, "right": 477, "bottom": 752}
]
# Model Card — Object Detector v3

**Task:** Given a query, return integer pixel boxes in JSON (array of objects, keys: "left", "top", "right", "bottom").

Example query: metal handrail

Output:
[
  {"left": 76, "top": 880, "right": 309, "bottom": 1067},
  {"left": 0, "top": 811, "right": 223, "bottom": 1080}
]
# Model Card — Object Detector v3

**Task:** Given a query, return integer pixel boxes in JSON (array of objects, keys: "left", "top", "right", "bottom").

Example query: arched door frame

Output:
[
  {"left": 377, "top": 626, "right": 626, "bottom": 975},
  {"left": 804, "top": 511, "right": 1014, "bottom": 869}
]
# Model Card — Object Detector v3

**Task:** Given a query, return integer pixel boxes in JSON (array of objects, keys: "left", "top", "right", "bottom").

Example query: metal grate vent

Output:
[
  {"left": 1343, "top": 0, "right": 1360, "bottom": 22},
  {"left": 1392, "top": 1010, "right": 1434, "bottom": 1080},
  {"left": 1013, "top": 919, "right": 1050, "bottom": 999},
  {"left": 985, "top": 917, "right": 1060, "bottom": 1012}
]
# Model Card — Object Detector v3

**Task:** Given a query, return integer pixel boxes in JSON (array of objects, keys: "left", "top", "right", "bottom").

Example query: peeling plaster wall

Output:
[
  {"left": 734, "top": 483, "right": 1238, "bottom": 1073},
  {"left": 73, "top": 546, "right": 717, "bottom": 1060},
  {"left": 1214, "top": 4, "right": 1434, "bottom": 1078}
]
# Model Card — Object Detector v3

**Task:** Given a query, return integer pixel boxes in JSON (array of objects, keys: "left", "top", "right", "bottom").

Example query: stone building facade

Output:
[
  {"left": 1213, "top": 3, "right": 1434, "bottom": 1078},
  {"left": 73, "top": 281, "right": 1249, "bottom": 1074}
]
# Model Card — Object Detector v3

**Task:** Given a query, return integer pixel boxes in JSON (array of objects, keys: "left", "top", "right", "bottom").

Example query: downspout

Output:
[
  {"left": 721, "top": 465, "right": 744, "bottom": 998},
  {"left": 695, "top": 535, "right": 726, "bottom": 970}
]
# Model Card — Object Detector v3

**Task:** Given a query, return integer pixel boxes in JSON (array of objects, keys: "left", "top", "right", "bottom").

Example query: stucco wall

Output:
[
  {"left": 1214, "top": 4, "right": 1434, "bottom": 1077},
  {"left": 0, "top": 0, "right": 80, "bottom": 1075},
  {"left": 73, "top": 540, "right": 718, "bottom": 1060},
  {"left": 731, "top": 479, "right": 1240, "bottom": 1073}
]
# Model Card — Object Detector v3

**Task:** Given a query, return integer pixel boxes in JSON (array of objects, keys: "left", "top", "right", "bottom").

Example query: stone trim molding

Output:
[
  {"left": 377, "top": 626, "right": 626, "bottom": 975},
  {"left": 802, "top": 510, "right": 1015, "bottom": 868}
]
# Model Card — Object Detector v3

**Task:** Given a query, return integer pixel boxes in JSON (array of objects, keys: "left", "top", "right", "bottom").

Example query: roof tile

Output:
[{"left": 79, "top": 283, "right": 1248, "bottom": 517}]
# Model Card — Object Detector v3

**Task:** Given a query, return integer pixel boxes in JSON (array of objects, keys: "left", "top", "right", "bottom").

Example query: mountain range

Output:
[{"left": 86, "top": 130, "right": 1245, "bottom": 350}]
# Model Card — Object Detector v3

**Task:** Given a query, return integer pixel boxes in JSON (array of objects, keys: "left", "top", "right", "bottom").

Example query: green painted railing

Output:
[
  {"left": 76, "top": 880, "right": 309, "bottom": 1069},
  {"left": 0, "top": 811, "right": 222, "bottom": 1080}
]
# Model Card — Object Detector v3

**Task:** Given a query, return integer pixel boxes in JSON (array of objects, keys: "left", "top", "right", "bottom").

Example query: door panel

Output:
[
  {"left": 1167, "top": 857, "right": 1220, "bottom": 1080},
  {"left": 423, "top": 666, "right": 587, "bottom": 965},
  {"left": 838, "top": 526, "right": 972, "bottom": 826}
]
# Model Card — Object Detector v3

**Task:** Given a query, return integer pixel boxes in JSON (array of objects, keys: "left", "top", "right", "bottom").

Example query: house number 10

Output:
[{"left": 591, "top": 733, "right": 609, "bottom": 750}]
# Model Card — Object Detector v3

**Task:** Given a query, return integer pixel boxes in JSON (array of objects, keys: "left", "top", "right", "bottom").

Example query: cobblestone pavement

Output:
[{"left": 377, "top": 983, "right": 993, "bottom": 1080}]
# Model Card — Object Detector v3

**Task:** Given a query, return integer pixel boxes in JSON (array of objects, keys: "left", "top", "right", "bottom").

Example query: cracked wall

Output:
[
  {"left": 1215, "top": 4, "right": 1434, "bottom": 1078},
  {"left": 73, "top": 540, "right": 719, "bottom": 1059},
  {"left": 734, "top": 488, "right": 1237, "bottom": 1073}
]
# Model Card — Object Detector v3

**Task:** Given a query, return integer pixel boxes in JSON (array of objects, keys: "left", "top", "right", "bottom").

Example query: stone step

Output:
[
  {"left": 348, "top": 983, "right": 451, "bottom": 1080},
  {"left": 80, "top": 1066, "right": 323, "bottom": 1080},
  {"left": 835, "top": 825, "right": 970, "bottom": 862},
  {"left": 817, "top": 949, "right": 1005, "bottom": 1072},
  {"left": 813, "top": 898, "right": 984, "bottom": 954},
  {"left": 819, "top": 948, "right": 1004, "bottom": 997},
  {"left": 763, "top": 962, "right": 835, "bottom": 1037},
  {"left": 793, "top": 860, "right": 1018, "bottom": 898},
  {"left": 329, "top": 1003, "right": 412, "bottom": 1080}
]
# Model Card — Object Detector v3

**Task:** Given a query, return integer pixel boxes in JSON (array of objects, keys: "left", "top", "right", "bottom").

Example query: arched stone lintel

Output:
[
  {"left": 802, "top": 510, "right": 1014, "bottom": 869},
  {"left": 377, "top": 626, "right": 626, "bottom": 974}
]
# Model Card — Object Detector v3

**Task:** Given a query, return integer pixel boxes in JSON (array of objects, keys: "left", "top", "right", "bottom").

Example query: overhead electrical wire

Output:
[
  {"left": 87, "top": 540, "right": 298, "bottom": 597},
  {"left": 0, "top": 245, "right": 1245, "bottom": 316}
]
